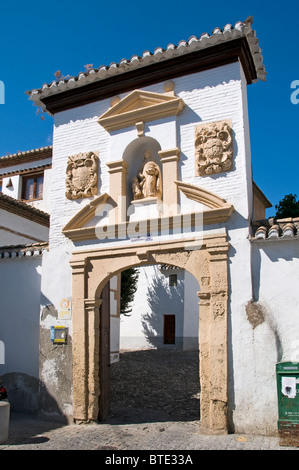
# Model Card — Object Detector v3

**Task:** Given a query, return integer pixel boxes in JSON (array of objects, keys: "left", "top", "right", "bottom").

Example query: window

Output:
[
  {"left": 22, "top": 173, "right": 44, "bottom": 201},
  {"left": 169, "top": 274, "right": 177, "bottom": 287},
  {"left": 164, "top": 315, "right": 175, "bottom": 344}
]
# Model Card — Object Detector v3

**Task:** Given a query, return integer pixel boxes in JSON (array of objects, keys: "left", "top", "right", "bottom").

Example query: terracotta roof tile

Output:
[
  {"left": 0, "top": 242, "right": 48, "bottom": 259},
  {"left": 0, "top": 146, "right": 52, "bottom": 169},
  {"left": 252, "top": 218, "right": 299, "bottom": 240},
  {"left": 0, "top": 192, "right": 49, "bottom": 226}
]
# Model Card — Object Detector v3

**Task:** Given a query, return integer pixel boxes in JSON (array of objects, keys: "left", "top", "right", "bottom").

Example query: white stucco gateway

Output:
[{"left": 0, "top": 17, "right": 299, "bottom": 436}]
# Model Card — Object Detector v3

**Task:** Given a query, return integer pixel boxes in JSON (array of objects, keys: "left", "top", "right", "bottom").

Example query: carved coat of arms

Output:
[
  {"left": 65, "top": 151, "right": 98, "bottom": 200},
  {"left": 195, "top": 120, "right": 233, "bottom": 176}
]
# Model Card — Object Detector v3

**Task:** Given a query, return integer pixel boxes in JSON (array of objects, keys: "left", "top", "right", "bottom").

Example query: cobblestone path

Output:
[
  {"left": 108, "top": 349, "right": 200, "bottom": 424},
  {"left": 1, "top": 350, "right": 298, "bottom": 450}
]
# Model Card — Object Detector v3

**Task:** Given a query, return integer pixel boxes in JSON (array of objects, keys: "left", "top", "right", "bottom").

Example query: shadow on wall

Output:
[
  {"left": 0, "top": 372, "right": 68, "bottom": 424},
  {"left": 141, "top": 266, "right": 184, "bottom": 348},
  {"left": 0, "top": 301, "right": 72, "bottom": 425}
]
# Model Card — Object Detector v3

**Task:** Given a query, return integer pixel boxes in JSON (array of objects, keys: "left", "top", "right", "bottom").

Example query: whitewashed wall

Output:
[
  {"left": 50, "top": 61, "right": 252, "bottom": 249},
  {"left": 0, "top": 208, "right": 49, "bottom": 245},
  {"left": 118, "top": 266, "right": 200, "bottom": 351},
  {"left": 235, "top": 238, "right": 299, "bottom": 435},
  {"left": 0, "top": 255, "right": 42, "bottom": 377},
  {"left": 45, "top": 60, "right": 270, "bottom": 431},
  {"left": 0, "top": 254, "right": 43, "bottom": 413}
]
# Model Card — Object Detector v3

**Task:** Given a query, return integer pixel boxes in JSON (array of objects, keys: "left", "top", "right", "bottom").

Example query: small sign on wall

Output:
[
  {"left": 50, "top": 326, "right": 68, "bottom": 344},
  {"left": 58, "top": 298, "right": 72, "bottom": 320}
]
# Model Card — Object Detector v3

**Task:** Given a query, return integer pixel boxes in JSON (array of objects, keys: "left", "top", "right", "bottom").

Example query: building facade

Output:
[{"left": 0, "top": 17, "right": 298, "bottom": 436}]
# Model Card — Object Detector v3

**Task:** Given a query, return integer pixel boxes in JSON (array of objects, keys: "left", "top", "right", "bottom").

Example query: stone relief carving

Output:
[
  {"left": 132, "top": 150, "right": 162, "bottom": 201},
  {"left": 195, "top": 120, "right": 233, "bottom": 176},
  {"left": 66, "top": 151, "right": 98, "bottom": 200}
]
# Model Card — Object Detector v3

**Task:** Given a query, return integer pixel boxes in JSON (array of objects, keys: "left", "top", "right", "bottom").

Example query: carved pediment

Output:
[
  {"left": 62, "top": 185, "right": 234, "bottom": 243},
  {"left": 62, "top": 193, "right": 110, "bottom": 233},
  {"left": 98, "top": 89, "right": 185, "bottom": 132},
  {"left": 175, "top": 180, "right": 234, "bottom": 222}
]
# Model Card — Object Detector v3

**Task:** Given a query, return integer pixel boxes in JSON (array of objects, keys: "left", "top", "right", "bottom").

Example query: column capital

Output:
[
  {"left": 158, "top": 147, "right": 180, "bottom": 163},
  {"left": 106, "top": 160, "right": 129, "bottom": 174},
  {"left": 197, "top": 291, "right": 211, "bottom": 305},
  {"left": 207, "top": 243, "right": 229, "bottom": 262},
  {"left": 84, "top": 298, "right": 102, "bottom": 310},
  {"left": 69, "top": 257, "right": 87, "bottom": 275}
]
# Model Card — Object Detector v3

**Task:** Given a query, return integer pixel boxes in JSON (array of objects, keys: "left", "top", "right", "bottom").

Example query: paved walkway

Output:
[
  {"left": 1, "top": 350, "right": 298, "bottom": 451},
  {"left": 0, "top": 412, "right": 298, "bottom": 451}
]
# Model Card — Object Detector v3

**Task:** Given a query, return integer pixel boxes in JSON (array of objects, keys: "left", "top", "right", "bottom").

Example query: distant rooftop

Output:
[
  {"left": 0, "top": 146, "right": 52, "bottom": 169},
  {"left": 252, "top": 217, "right": 299, "bottom": 241},
  {"left": 0, "top": 192, "right": 49, "bottom": 227}
]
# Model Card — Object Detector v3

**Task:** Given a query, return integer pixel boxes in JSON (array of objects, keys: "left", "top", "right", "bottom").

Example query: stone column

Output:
[
  {"left": 158, "top": 148, "right": 180, "bottom": 214},
  {"left": 207, "top": 242, "right": 229, "bottom": 433},
  {"left": 69, "top": 258, "right": 88, "bottom": 422},
  {"left": 85, "top": 298, "right": 102, "bottom": 421},
  {"left": 197, "top": 287, "right": 211, "bottom": 428},
  {"left": 106, "top": 160, "right": 129, "bottom": 224}
]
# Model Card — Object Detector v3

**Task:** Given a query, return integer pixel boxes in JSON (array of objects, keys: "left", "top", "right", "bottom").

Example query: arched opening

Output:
[
  {"left": 104, "top": 263, "right": 201, "bottom": 424},
  {"left": 70, "top": 233, "right": 230, "bottom": 433},
  {"left": 123, "top": 136, "right": 162, "bottom": 217}
]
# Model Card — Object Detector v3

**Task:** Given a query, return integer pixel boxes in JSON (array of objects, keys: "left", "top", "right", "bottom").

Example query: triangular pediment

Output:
[
  {"left": 175, "top": 181, "right": 234, "bottom": 222},
  {"left": 62, "top": 193, "right": 110, "bottom": 232},
  {"left": 103, "top": 90, "right": 180, "bottom": 115},
  {"left": 98, "top": 89, "right": 185, "bottom": 132}
]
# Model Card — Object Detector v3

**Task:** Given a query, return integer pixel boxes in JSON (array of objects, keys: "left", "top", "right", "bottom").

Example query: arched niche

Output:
[
  {"left": 69, "top": 233, "right": 230, "bottom": 434},
  {"left": 123, "top": 136, "right": 162, "bottom": 208}
]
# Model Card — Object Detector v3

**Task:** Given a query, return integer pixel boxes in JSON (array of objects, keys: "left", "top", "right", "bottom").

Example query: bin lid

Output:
[{"left": 276, "top": 361, "right": 299, "bottom": 373}]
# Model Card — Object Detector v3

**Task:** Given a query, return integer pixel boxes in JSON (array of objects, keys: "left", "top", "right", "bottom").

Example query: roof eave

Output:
[{"left": 26, "top": 18, "right": 266, "bottom": 115}]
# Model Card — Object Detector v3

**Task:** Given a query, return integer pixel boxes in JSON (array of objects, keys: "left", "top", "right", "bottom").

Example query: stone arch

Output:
[{"left": 70, "top": 233, "right": 230, "bottom": 433}]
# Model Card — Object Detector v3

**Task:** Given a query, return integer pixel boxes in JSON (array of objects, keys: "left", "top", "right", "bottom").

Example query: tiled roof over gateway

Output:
[{"left": 26, "top": 16, "right": 266, "bottom": 114}]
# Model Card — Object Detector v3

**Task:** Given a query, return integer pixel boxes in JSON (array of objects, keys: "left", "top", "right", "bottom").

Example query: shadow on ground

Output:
[
  {"left": 3, "top": 413, "right": 65, "bottom": 446},
  {"left": 105, "top": 349, "right": 200, "bottom": 425}
]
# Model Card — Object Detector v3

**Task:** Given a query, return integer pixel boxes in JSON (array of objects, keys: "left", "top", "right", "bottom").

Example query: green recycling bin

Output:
[{"left": 276, "top": 362, "right": 299, "bottom": 433}]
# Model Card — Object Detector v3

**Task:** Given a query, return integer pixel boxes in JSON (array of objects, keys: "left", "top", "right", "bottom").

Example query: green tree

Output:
[
  {"left": 275, "top": 194, "right": 299, "bottom": 219},
  {"left": 120, "top": 268, "right": 139, "bottom": 316}
]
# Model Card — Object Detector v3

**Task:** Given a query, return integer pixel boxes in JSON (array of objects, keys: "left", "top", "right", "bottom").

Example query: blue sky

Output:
[{"left": 0, "top": 0, "right": 298, "bottom": 216}]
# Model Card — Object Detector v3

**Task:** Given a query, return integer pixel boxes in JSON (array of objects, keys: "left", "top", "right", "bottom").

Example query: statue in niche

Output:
[
  {"left": 65, "top": 151, "right": 98, "bottom": 200},
  {"left": 132, "top": 150, "right": 162, "bottom": 200}
]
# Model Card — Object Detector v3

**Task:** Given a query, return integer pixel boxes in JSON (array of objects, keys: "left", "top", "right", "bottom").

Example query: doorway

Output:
[
  {"left": 107, "top": 264, "right": 200, "bottom": 423},
  {"left": 164, "top": 315, "right": 175, "bottom": 344},
  {"left": 70, "top": 233, "right": 230, "bottom": 432}
]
